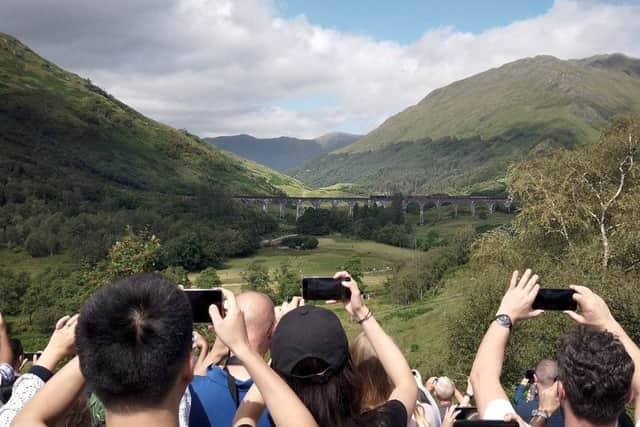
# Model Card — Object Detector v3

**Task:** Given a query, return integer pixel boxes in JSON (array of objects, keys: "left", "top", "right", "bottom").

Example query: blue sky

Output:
[{"left": 278, "top": 0, "right": 555, "bottom": 43}]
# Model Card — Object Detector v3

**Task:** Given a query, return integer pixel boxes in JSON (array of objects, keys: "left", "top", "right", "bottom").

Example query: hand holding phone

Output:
[{"left": 525, "top": 369, "right": 535, "bottom": 382}]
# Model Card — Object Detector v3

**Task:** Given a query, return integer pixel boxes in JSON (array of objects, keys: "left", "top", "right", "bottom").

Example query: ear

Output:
[
  {"left": 557, "top": 381, "right": 567, "bottom": 401},
  {"left": 533, "top": 373, "right": 538, "bottom": 383},
  {"left": 626, "top": 388, "right": 635, "bottom": 404}
]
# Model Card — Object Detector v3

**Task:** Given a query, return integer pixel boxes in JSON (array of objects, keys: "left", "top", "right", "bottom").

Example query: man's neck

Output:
[{"left": 106, "top": 406, "right": 180, "bottom": 427}]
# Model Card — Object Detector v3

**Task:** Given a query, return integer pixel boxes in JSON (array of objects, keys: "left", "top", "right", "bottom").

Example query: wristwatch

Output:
[
  {"left": 531, "top": 409, "right": 550, "bottom": 420},
  {"left": 494, "top": 314, "right": 513, "bottom": 329}
]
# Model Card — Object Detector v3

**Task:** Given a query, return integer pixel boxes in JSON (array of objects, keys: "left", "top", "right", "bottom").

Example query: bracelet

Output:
[{"left": 356, "top": 310, "right": 373, "bottom": 324}]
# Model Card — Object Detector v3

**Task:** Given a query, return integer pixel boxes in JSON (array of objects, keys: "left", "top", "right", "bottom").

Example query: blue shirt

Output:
[
  {"left": 515, "top": 397, "right": 564, "bottom": 427},
  {"left": 189, "top": 365, "right": 271, "bottom": 427}
]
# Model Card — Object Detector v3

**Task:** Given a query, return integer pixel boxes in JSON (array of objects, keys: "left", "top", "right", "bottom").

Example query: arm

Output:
[
  {"left": 454, "top": 388, "right": 465, "bottom": 405},
  {"left": 339, "top": 271, "right": 417, "bottom": 416},
  {"left": 458, "top": 378, "right": 474, "bottom": 407},
  {"left": 210, "top": 289, "right": 318, "bottom": 427},
  {"left": 192, "top": 331, "right": 210, "bottom": 376},
  {"left": 564, "top": 286, "right": 640, "bottom": 418},
  {"left": 233, "top": 384, "right": 267, "bottom": 427},
  {"left": 0, "top": 312, "right": 13, "bottom": 366},
  {"left": 470, "top": 269, "right": 543, "bottom": 418},
  {"left": 11, "top": 357, "right": 85, "bottom": 427},
  {"left": 513, "top": 381, "right": 529, "bottom": 405}
]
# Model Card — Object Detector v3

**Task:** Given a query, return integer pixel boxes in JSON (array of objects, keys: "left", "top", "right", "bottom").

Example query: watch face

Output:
[{"left": 495, "top": 314, "right": 512, "bottom": 328}]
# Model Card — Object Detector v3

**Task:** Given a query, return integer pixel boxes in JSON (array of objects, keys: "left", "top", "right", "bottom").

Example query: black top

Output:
[{"left": 355, "top": 400, "right": 408, "bottom": 427}]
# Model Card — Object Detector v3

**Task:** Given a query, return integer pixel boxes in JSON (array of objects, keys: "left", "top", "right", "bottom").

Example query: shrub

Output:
[
  {"left": 195, "top": 267, "right": 222, "bottom": 289},
  {"left": 281, "top": 235, "right": 318, "bottom": 250}
]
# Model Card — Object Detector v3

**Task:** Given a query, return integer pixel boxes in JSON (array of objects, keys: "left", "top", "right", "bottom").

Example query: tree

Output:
[
  {"left": 274, "top": 260, "right": 301, "bottom": 304},
  {"left": 162, "top": 266, "right": 191, "bottom": 287},
  {"left": 241, "top": 261, "right": 275, "bottom": 300},
  {"left": 0, "top": 269, "right": 31, "bottom": 315},
  {"left": 195, "top": 267, "right": 222, "bottom": 289}
]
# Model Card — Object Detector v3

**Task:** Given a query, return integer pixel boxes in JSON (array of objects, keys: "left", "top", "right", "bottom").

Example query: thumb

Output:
[
  {"left": 563, "top": 310, "right": 585, "bottom": 323},
  {"left": 209, "top": 304, "right": 223, "bottom": 324}
]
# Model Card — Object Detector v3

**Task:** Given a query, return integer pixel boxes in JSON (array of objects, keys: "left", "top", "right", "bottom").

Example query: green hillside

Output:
[
  {"left": 0, "top": 33, "right": 309, "bottom": 264},
  {"left": 293, "top": 54, "right": 640, "bottom": 194},
  {"left": 0, "top": 32, "right": 306, "bottom": 197}
]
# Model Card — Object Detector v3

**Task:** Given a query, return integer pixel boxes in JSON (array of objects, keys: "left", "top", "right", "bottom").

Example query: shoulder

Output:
[
  {"left": 0, "top": 364, "right": 15, "bottom": 387},
  {"left": 190, "top": 367, "right": 227, "bottom": 391}
]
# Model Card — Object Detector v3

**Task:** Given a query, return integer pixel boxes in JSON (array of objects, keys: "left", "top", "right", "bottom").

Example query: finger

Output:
[
  {"left": 509, "top": 270, "right": 519, "bottom": 289},
  {"left": 300, "top": 298, "right": 305, "bottom": 306},
  {"left": 217, "top": 288, "right": 238, "bottom": 313},
  {"left": 453, "top": 410, "right": 461, "bottom": 419},
  {"left": 66, "top": 314, "right": 80, "bottom": 327},
  {"left": 518, "top": 269, "right": 532, "bottom": 288},
  {"left": 55, "top": 315, "right": 71, "bottom": 329},
  {"left": 563, "top": 310, "right": 585, "bottom": 323},
  {"left": 524, "top": 274, "right": 539, "bottom": 292},
  {"left": 526, "top": 283, "right": 540, "bottom": 300},
  {"left": 570, "top": 284, "right": 590, "bottom": 295},
  {"left": 209, "top": 304, "right": 223, "bottom": 324},
  {"left": 530, "top": 309, "right": 545, "bottom": 318}
]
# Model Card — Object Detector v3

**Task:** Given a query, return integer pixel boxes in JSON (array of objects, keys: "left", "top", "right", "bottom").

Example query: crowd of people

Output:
[{"left": 0, "top": 268, "right": 639, "bottom": 427}]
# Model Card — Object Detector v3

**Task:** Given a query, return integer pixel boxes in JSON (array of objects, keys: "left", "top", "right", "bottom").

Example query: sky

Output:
[{"left": 0, "top": 0, "right": 639, "bottom": 139}]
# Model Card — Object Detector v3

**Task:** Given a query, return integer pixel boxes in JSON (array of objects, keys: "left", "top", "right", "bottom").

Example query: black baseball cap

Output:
[{"left": 270, "top": 305, "right": 348, "bottom": 384}]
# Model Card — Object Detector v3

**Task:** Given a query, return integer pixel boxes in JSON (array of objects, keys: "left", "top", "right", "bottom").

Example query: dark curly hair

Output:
[{"left": 557, "top": 325, "right": 633, "bottom": 424}]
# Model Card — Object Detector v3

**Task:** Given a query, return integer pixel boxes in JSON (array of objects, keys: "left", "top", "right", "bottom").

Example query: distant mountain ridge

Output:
[
  {"left": 206, "top": 132, "right": 361, "bottom": 171},
  {"left": 293, "top": 53, "right": 640, "bottom": 194},
  {"left": 0, "top": 32, "right": 308, "bottom": 198}
]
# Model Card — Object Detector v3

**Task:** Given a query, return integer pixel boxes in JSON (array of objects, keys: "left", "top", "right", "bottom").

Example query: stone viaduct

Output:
[{"left": 233, "top": 195, "right": 512, "bottom": 225}]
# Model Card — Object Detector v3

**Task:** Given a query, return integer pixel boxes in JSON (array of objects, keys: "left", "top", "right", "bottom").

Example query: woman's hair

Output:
[
  {"left": 351, "top": 332, "right": 393, "bottom": 411},
  {"left": 350, "top": 332, "right": 429, "bottom": 427},
  {"left": 282, "top": 357, "right": 362, "bottom": 427},
  {"left": 52, "top": 394, "right": 93, "bottom": 427}
]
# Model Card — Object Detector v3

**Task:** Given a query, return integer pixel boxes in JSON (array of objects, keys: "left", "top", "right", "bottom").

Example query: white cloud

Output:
[{"left": 1, "top": 0, "right": 639, "bottom": 138}]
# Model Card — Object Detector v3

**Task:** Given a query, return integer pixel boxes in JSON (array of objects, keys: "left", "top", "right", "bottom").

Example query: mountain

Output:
[
  {"left": 206, "top": 132, "right": 361, "bottom": 171},
  {"left": 293, "top": 54, "right": 640, "bottom": 194},
  {"left": 0, "top": 32, "right": 307, "bottom": 198}
]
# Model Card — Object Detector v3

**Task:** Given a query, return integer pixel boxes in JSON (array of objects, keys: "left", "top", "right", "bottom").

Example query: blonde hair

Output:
[{"left": 350, "top": 332, "right": 430, "bottom": 427}]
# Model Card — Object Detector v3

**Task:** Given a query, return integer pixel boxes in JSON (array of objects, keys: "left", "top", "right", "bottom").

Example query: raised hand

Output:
[
  {"left": 334, "top": 271, "right": 367, "bottom": 320},
  {"left": 209, "top": 289, "right": 250, "bottom": 356},
  {"left": 496, "top": 269, "right": 544, "bottom": 324},
  {"left": 442, "top": 405, "right": 461, "bottom": 427},
  {"left": 274, "top": 296, "right": 305, "bottom": 326},
  {"left": 35, "top": 314, "right": 79, "bottom": 371},
  {"left": 564, "top": 285, "right": 616, "bottom": 331}
]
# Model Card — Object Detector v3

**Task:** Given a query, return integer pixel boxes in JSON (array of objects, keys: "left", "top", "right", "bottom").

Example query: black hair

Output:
[
  {"left": 281, "top": 356, "right": 362, "bottom": 427},
  {"left": 557, "top": 325, "right": 634, "bottom": 424},
  {"left": 76, "top": 273, "right": 193, "bottom": 412},
  {"left": 9, "top": 338, "right": 23, "bottom": 367}
]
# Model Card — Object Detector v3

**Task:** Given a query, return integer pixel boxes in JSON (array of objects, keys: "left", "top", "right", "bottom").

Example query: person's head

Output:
[
  {"left": 351, "top": 332, "right": 392, "bottom": 411},
  {"left": 556, "top": 325, "right": 634, "bottom": 425},
  {"left": 433, "top": 376, "right": 455, "bottom": 403},
  {"left": 9, "top": 338, "right": 23, "bottom": 370},
  {"left": 236, "top": 291, "right": 275, "bottom": 356},
  {"left": 270, "top": 305, "right": 361, "bottom": 427},
  {"left": 76, "top": 274, "right": 193, "bottom": 414},
  {"left": 533, "top": 359, "right": 558, "bottom": 389}
]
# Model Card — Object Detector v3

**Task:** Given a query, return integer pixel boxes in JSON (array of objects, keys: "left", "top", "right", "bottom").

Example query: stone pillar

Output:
[
  {"left": 419, "top": 202, "right": 426, "bottom": 225},
  {"left": 504, "top": 199, "right": 512, "bottom": 213},
  {"left": 262, "top": 199, "right": 270, "bottom": 213},
  {"left": 348, "top": 201, "right": 356, "bottom": 218},
  {"left": 279, "top": 202, "right": 284, "bottom": 218},
  {"left": 470, "top": 200, "right": 476, "bottom": 217},
  {"left": 311, "top": 201, "right": 321, "bottom": 210},
  {"left": 454, "top": 204, "right": 459, "bottom": 218},
  {"left": 487, "top": 202, "right": 496, "bottom": 216},
  {"left": 296, "top": 200, "right": 303, "bottom": 221},
  {"left": 331, "top": 200, "right": 338, "bottom": 209}
]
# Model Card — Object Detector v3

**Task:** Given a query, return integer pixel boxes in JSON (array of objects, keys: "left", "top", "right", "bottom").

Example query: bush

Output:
[
  {"left": 281, "top": 235, "right": 318, "bottom": 250},
  {"left": 161, "top": 266, "right": 191, "bottom": 287},
  {"left": 195, "top": 267, "right": 222, "bottom": 289}
]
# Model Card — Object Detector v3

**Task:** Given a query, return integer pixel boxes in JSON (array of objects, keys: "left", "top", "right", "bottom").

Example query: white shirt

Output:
[{"left": 0, "top": 373, "right": 45, "bottom": 427}]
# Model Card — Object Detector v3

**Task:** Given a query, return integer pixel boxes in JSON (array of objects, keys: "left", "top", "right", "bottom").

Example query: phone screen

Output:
[
  {"left": 183, "top": 289, "right": 223, "bottom": 323},
  {"left": 532, "top": 289, "right": 577, "bottom": 311},
  {"left": 301, "top": 277, "right": 351, "bottom": 301},
  {"left": 23, "top": 352, "right": 42, "bottom": 362}
]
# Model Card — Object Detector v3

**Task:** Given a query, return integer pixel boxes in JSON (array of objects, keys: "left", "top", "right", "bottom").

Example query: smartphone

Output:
[
  {"left": 183, "top": 289, "right": 224, "bottom": 323},
  {"left": 454, "top": 421, "right": 518, "bottom": 427},
  {"left": 455, "top": 407, "right": 479, "bottom": 420},
  {"left": 301, "top": 276, "right": 351, "bottom": 301},
  {"left": 525, "top": 369, "right": 535, "bottom": 382},
  {"left": 23, "top": 352, "right": 42, "bottom": 362},
  {"left": 533, "top": 289, "right": 577, "bottom": 311}
]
